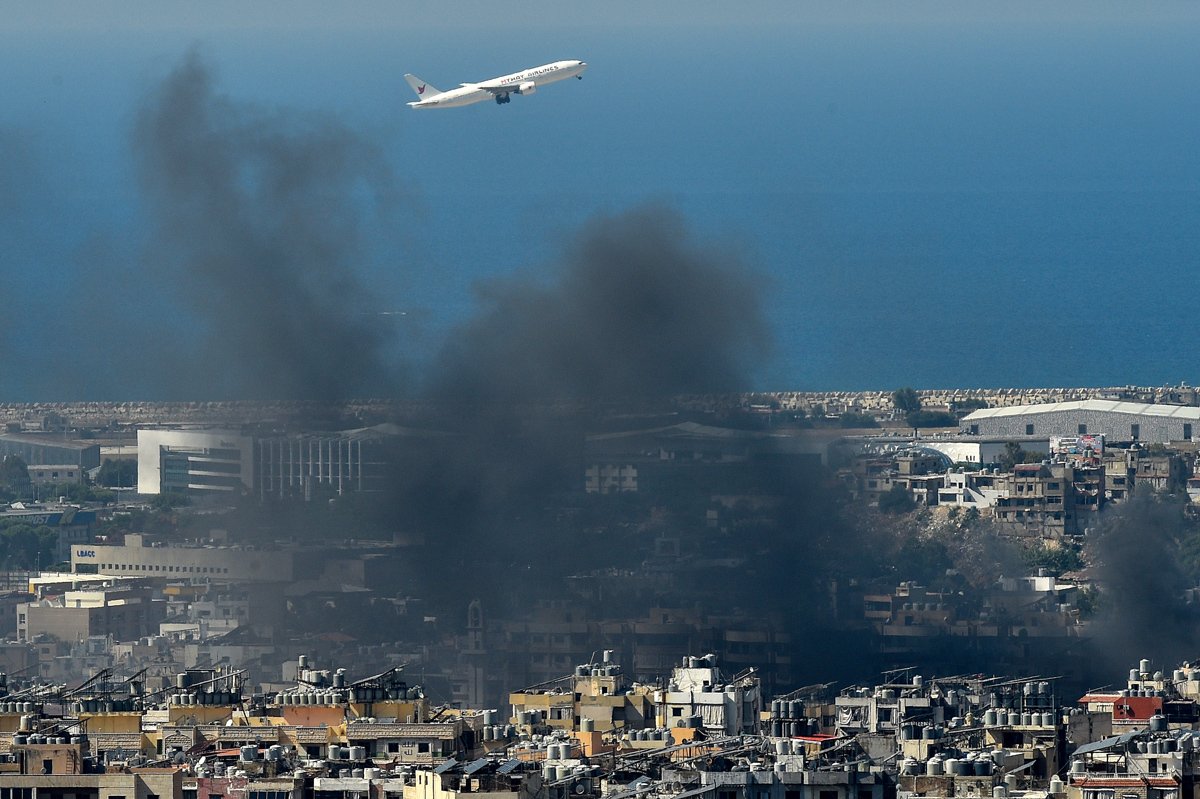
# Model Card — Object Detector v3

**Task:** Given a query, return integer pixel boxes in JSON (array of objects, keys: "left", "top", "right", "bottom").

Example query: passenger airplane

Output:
[{"left": 404, "top": 60, "right": 587, "bottom": 108}]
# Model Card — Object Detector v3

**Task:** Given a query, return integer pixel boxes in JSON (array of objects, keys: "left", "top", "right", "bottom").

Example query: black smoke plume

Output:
[
  {"left": 388, "top": 206, "right": 772, "bottom": 588},
  {"left": 1086, "top": 490, "right": 1200, "bottom": 672},
  {"left": 133, "top": 51, "right": 402, "bottom": 400},
  {"left": 429, "top": 206, "right": 770, "bottom": 405}
]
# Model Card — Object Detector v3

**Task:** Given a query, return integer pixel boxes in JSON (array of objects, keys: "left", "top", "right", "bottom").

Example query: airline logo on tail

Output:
[{"left": 417, "top": 84, "right": 426, "bottom": 95}]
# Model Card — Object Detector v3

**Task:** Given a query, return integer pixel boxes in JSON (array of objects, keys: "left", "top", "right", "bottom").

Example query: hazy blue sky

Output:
[{"left": 1, "top": 2, "right": 1198, "bottom": 398}]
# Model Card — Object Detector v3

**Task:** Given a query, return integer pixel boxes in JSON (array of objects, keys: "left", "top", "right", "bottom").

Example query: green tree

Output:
[
  {"left": 878, "top": 484, "right": 917, "bottom": 514},
  {"left": 907, "top": 410, "right": 959, "bottom": 429},
  {"left": 51, "top": 482, "right": 116, "bottom": 504},
  {"left": 1022, "top": 543, "right": 1085, "bottom": 575},
  {"left": 97, "top": 459, "right": 137, "bottom": 488},
  {"left": 892, "top": 387, "right": 922, "bottom": 415},
  {"left": 838, "top": 412, "right": 879, "bottom": 428},
  {"left": 0, "top": 522, "right": 58, "bottom": 570},
  {"left": 997, "top": 442, "right": 1045, "bottom": 470},
  {"left": 151, "top": 491, "right": 190, "bottom": 511},
  {"left": 998, "top": 441, "right": 1024, "bottom": 471},
  {"left": 0, "top": 455, "right": 31, "bottom": 497}
]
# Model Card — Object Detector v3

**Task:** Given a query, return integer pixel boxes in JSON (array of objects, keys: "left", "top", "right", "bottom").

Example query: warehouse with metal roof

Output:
[{"left": 962, "top": 400, "right": 1200, "bottom": 443}]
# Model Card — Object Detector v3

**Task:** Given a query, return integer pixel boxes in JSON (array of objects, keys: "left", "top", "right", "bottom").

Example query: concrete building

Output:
[
  {"left": 934, "top": 463, "right": 1099, "bottom": 538},
  {"left": 993, "top": 463, "right": 1078, "bottom": 539},
  {"left": 1103, "top": 447, "right": 1188, "bottom": 498},
  {"left": 654, "top": 654, "right": 761, "bottom": 735},
  {"left": 25, "top": 465, "right": 84, "bottom": 487},
  {"left": 255, "top": 424, "right": 439, "bottom": 500},
  {"left": 855, "top": 453, "right": 946, "bottom": 506},
  {"left": 137, "top": 428, "right": 254, "bottom": 496},
  {"left": 509, "top": 654, "right": 655, "bottom": 735},
  {"left": 921, "top": 437, "right": 1050, "bottom": 465},
  {"left": 0, "top": 433, "right": 101, "bottom": 471},
  {"left": 17, "top": 583, "right": 164, "bottom": 643},
  {"left": 963, "top": 400, "right": 1200, "bottom": 444},
  {"left": 0, "top": 765, "right": 181, "bottom": 799},
  {"left": 70, "top": 534, "right": 295, "bottom": 583},
  {"left": 584, "top": 422, "right": 827, "bottom": 496}
]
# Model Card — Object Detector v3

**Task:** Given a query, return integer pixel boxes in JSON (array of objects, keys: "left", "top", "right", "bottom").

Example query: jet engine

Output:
[{"left": 516, "top": 81, "right": 537, "bottom": 95}]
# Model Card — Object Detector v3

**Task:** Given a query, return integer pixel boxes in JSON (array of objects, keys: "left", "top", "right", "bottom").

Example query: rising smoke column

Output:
[
  {"left": 430, "top": 206, "right": 770, "bottom": 405},
  {"left": 395, "top": 206, "right": 772, "bottom": 583},
  {"left": 133, "top": 51, "right": 401, "bottom": 400},
  {"left": 1087, "top": 489, "right": 1200, "bottom": 672}
]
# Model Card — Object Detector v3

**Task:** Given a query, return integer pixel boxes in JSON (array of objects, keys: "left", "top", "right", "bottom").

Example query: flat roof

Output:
[
  {"left": 964, "top": 400, "right": 1200, "bottom": 421},
  {"left": 0, "top": 433, "right": 99, "bottom": 450}
]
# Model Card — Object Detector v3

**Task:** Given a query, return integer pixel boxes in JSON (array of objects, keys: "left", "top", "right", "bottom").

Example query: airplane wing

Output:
[{"left": 471, "top": 80, "right": 525, "bottom": 94}]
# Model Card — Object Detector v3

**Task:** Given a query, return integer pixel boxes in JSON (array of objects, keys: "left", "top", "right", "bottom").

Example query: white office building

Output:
[{"left": 137, "top": 428, "right": 254, "bottom": 495}]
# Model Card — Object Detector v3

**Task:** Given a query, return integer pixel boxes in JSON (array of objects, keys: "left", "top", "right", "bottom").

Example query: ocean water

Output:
[{"left": 1, "top": 13, "right": 1198, "bottom": 399}]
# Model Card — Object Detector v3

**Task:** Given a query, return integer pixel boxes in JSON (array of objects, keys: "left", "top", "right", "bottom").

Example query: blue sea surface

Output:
[{"left": 0, "top": 11, "right": 1198, "bottom": 398}]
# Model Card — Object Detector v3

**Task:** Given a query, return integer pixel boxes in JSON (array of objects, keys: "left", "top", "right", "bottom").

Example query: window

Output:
[
  {"left": 672, "top": 707, "right": 683, "bottom": 716},
  {"left": 1026, "top": 424, "right": 1035, "bottom": 435},
  {"left": 1185, "top": 423, "right": 1193, "bottom": 441},
  {"left": 1078, "top": 424, "right": 1087, "bottom": 435},
  {"left": 417, "top": 742, "right": 430, "bottom": 753},
  {"left": 969, "top": 424, "right": 979, "bottom": 435},
  {"left": 1131, "top": 424, "right": 1140, "bottom": 440}
]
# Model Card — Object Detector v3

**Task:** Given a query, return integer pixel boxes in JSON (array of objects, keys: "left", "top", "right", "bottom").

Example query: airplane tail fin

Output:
[{"left": 404, "top": 74, "right": 441, "bottom": 100}]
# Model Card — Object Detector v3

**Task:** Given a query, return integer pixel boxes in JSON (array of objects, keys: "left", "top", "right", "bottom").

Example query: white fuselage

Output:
[{"left": 409, "top": 60, "right": 587, "bottom": 109}]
